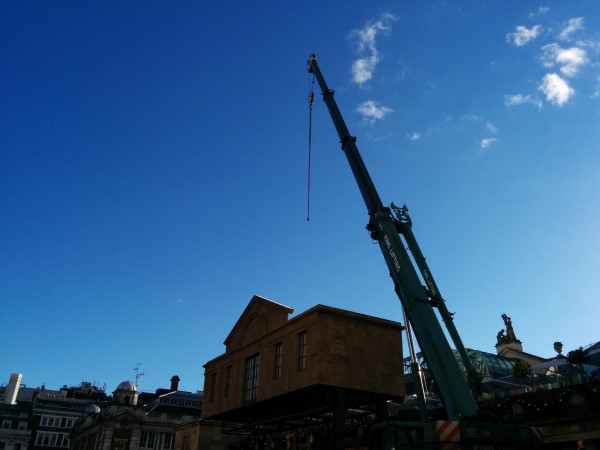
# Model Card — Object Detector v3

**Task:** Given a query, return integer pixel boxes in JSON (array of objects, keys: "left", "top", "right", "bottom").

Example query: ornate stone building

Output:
[{"left": 70, "top": 379, "right": 201, "bottom": 450}]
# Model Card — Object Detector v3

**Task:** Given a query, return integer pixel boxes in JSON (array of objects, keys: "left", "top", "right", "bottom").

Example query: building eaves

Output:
[{"left": 291, "top": 304, "right": 403, "bottom": 330}]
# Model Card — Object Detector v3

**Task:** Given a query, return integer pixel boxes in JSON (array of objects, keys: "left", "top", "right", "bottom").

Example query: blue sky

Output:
[{"left": 1, "top": 1, "right": 599, "bottom": 394}]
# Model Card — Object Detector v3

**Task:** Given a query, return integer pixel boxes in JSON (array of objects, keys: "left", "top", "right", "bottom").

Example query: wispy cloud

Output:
[
  {"left": 407, "top": 132, "right": 422, "bottom": 141},
  {"left": 593, "top": 76, "right": 600, "bottom": 99},
  {"left": 505, "top": 13, "right": 598, "bottom": 108},
  {"left": 349, "top": 13, "right": 397, "bottom": 85},
  {"left": 529, "top": 7, "right": 549, "bottom": 18},
  {"left": 506, "top": 25, "right": 542, "bottom": 46},
  {"left": 541, "top": 43, "right": 588, "bottom": 77},
  {"left": 538, "top": 42, "right": 587, "bottom": 106},
  {"left": 356, "top": 100, "right": 393, "bottom": 122},
  {"left": 480, "top": 138, "right": 497, "bottom": 149},
  {"left": 556, "top": 47, "right": 588, "bottom": 77},
  {"left": 461, "top": 113, "right": 481, "bottom": 122},
  {"left": 538, "top": 73, "right": 575, "bottom": 107},
  {"left": 486, "top": 121, "right": 498, "bottom": 134},
  {"left": 560, "top": 17, "right": 583, "bottom": 41},
  {"left": 504, "top": 94, "right": 543, "bottom": 109}
]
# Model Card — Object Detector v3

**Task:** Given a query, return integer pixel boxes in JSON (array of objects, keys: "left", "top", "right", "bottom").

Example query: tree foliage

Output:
[
  {"left": 566, "top": 347, "right": 586, "bottom": 365},
  {"left": 512, "top": 360, "right": 531, "bottom": 378}
]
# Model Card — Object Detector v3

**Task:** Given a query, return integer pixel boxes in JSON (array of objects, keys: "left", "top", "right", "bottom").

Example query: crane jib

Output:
[
  {"left": 382, "top": 233, "right": 402, "bottom": 273},
  {"left": 308, "top": 54, "right": 479, "bottom": 420}
]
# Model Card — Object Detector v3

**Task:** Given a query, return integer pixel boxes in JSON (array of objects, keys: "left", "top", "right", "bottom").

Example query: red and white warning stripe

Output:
[{"left": 435, "top": 421, "right": 461, "bottom": 450}]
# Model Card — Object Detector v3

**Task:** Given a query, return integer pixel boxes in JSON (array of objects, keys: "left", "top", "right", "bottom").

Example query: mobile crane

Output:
[{"left": 307, "top": 54, "right": 542, "bottom": 450}]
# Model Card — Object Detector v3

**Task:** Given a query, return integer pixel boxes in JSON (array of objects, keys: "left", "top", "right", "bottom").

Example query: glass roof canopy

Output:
[{"left": 404, "top": 348, "right": 518, "bottom": 380}]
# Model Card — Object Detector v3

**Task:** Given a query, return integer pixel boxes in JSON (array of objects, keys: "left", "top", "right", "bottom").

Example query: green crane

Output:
[{"left": 307, "top": 54, "right": 542, "bottom": 449}]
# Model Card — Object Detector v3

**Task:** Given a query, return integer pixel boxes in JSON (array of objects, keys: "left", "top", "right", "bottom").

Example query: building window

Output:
[
  {"left": 244, "top": 353, "right": 260, "bottom": 402},
  {"left": 0, "top": 442, "right": 5, "bottom": 450},
  {"left": 274, "top": 342, "right": 282, "bottom": 379},
  {"left": 225, "top": 365, "right": 232, "bottom": 397},
  {"left": 35, "top": 432, "right": 58, "bottom": 447},
  {"left": 298, "top": 332, "right": 307, "bottom": 371},
  {"left": 64, "top": 418, "right": 74, "bottom": 429},
  {"left": 40, "top": 416, "right": 61, "bottom": 428},
  {"left": 162, "top": 433, "right": 174, "bottom": 450},
  {"left": 18, "top": 422, "right": 27, "bottom": 430},
  {"left": 140, "top": 432, "right": 156, "bottom": 449},
  {"left": 209, "top": 372, "right": 217, "bottom": 403},
  {"left": 1, "top": 421, "right": 10, "bottom": 429},
  {"left": 114, "top": 439, "right": 128, "bottom": 450}
]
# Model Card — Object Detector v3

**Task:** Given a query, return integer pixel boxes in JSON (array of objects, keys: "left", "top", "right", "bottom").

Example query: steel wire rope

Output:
[{"left": 307, "top": 72, "right": 315, "bottom": 221}]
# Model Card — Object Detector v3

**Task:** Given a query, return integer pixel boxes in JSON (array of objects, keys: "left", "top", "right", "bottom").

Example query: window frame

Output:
[
  {"left": 40, "top": 416, "right": 61, "bottom": 428},
  {"left": 244, "top": 353, "right": 260, "bottom": 403},
  {"left": 225, "top": 365, "right": 232, "bottom": 398},
  {"left": 208, "top": 372, "right": 217, "bottom": 403},
  {"left": 298, "top": 332, "right": 307, "bottom": 371},
  {"left": 140, "top": 431, "right": 156, "bottom": 449},
  {"left": 274, "top": 342, "right": 282, "bottom": 380},
  {"left": 35, "top": 432, "right": 61, "bottom": 447},
  {"left": 162, "top": 433, "right": 175, "bottom": 450}
]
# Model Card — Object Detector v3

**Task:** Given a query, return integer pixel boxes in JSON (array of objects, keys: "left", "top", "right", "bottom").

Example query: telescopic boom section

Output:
[
  {"left": 307, "top": 56, "right": 383, "bottom": 214},
  {"left": 307, "top": 54, "right": 479, "bottom": 420}
]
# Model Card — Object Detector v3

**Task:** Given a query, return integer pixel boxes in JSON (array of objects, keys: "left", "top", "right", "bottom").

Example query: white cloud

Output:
[
  {"left": 505, "top": 94, "right": 528, "bottom": 106},
  {"left": 350, "top": 13, "right": 397, "bottom": 85},
  {"left": 541, "top": 43, "right": 588, "bottom": 77},
  {"left": 556, "top": 47, "right": 588, "bottom": 77},
  {"left": 351, "top": 59, "right": 375, "bottom": 85},
  {"left": 529, "top": 7, "right": 549, "bottom": 18},
  {"left": 538, "top": 73, "right": 575, "bottom": 107},
  {"left": 407, "top": 132, "right": 421, "bottom": 141},
  {"left": 506, "top": 25, "right": 542, "bottom": 46},
  {"left": 356, "top": 100, "right": 393, "bottom": 122},
  {"left": 480, "top": 138, "right": 497, "bottom": 149},
  {"left": 504, "top": 94, "right": 543, "bottom": 109},
  {"left": 560, "top": 17, "right": 583, "bottom": 41}
]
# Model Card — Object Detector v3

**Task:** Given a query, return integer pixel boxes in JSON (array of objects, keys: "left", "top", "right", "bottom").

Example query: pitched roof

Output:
[{"left": 223, "top": 295, "right": 293, "bottom": 352}]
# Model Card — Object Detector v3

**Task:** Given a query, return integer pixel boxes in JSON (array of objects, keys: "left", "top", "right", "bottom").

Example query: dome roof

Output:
[
  {"left": 115, "top": 380, "right": 137, "bottom": 392},
  {"left": 85, "top": 404, "right": 101, "bottom": 414}
]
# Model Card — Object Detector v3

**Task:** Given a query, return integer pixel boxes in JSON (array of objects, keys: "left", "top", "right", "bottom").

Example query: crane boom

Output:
[{"left": 307, "top": 54, "right": 478, "bottom": 420}]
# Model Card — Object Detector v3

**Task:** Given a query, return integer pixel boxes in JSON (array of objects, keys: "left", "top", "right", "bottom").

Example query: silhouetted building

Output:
[
  {"left": 201, "top": 295, "right": 404, "bottom": 449},
  {"left": 0, "top": 375, "right": 31, "bottom": 450},
  {"left": 70, "top": 378, "right": 201, "bottom": 450}
]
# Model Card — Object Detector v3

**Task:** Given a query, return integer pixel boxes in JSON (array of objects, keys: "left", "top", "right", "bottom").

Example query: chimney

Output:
[
  {"left": 170, "top": 375, "right": 180, "bottom": 392},
  {"left": 4, "top": 373, "right": 22, "bottom": 404}
]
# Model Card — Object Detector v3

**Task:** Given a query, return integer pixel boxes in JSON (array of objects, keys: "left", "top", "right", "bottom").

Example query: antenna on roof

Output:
[{"left": 133, "top": 363, "right": 145, "bottom": 387}]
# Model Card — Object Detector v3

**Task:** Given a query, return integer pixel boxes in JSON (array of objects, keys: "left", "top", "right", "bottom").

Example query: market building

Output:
[{"left": 201, "top": 295, "right": 405, "bottom": 449}]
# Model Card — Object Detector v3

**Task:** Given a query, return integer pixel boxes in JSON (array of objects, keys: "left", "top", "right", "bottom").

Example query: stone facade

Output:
[{"left": 201, "top": 295, "right": 404, "bottom": 420}]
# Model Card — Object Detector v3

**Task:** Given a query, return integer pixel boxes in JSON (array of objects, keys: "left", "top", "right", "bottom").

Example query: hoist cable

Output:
[{"left": 307, "top": 73, "right": 315, "bottom": 222}]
